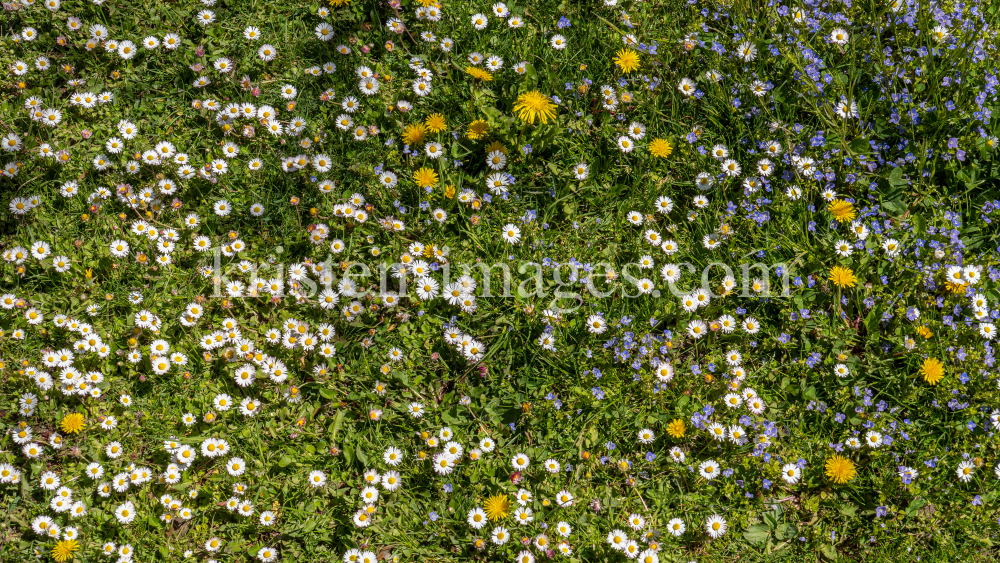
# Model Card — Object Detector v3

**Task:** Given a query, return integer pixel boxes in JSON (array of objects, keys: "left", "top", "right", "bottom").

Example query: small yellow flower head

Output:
[
  {"left": 945, "top": 280, "right": 969, "bottom": 295},
  {"left": 513, "top": 91, "right": 557, "bottom": 125},
  {"left": 402, "top": 123, "right": 428, "bottom": 146},
  {"left": 413, "top": 167, "right": 439, "bottom": 189},
  {"left": 485, "top": 140, "right": 507, "bottom": 154},
  {"left": 825, "top": 455, "right": 857, "bottom": 484},
  {"left": 52, "top": 539, "right": 80, "bottom": 562},
  {"left": 60, "top": 413, "right": 85, "bottom": 434},
  {"left": 484, "top": 494, "right": 511, "bottom": 521},
  {"left": 425, "top": 113, "right": 447, "bottom": 133},
  {"left": 828, "top": 199, "right": 856, "bottom": 223},
  {"left": 613, "top": 48, "right": 641, "bottom": 74},
  {"left": 828, "top": 266, "right": 857, "bottom": 288},
  {"left": 919, "top": 357, "right": 944, "bottom": 386},
  {"left": 466, "top": 66, "right": 494, "bottom": 81},
  {"left": 648, "top": 138, "right": 673, "bottom": 159},
  {"left": 466, "top": 119, "right": 490, "bottom": 140},
  {"left": 666, "top": 419, "right": 686, "bottom": 438}
]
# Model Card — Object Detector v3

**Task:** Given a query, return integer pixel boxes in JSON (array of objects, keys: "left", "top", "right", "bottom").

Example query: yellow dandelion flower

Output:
[
  {"left": 466, "top": 119, "right": 490, "bottom": 140},
  {"left": 915, "top": 325, "right": 932, "bottom": 339},
  {"left": 60, "top": 413, "right": 85, "bottom": 434},
  {"left": 919, "top": 357, "right": 944, "bottom": 386},
  {"left": 613, "top": 48, "right": 641, "bottom": 74},
  {"left": 945, "top": 280, "right": 969, "bottom": 295},
  {"left": 402, "top": 123, "right": 428, "bottom": 146},
  {"left": 466, "top": 66, "right": 494, "bottom": 81},
  {"left": 484, "top": 494, "right": 511, "bottom": 521},
  {"left": 425, "top": 113, "right": 447, "bottom": 133},
  {"left": 825, "top": 455, "right": 856, "bottom": 484},
  {"left": 513, "top": 91, "right": 557, "bottom": 125},
  {"left": 666, "top": 419, "right": 686, "bottom": 438},
  {"left": 828, "top": 199, "right": 856, "bottom": 223},
  {"left": 828, "top": 266, "right": 857, "bottom": 288},
  {"left": 52, "top": 540, "right": 80, "bottom": 562},
  {"left": 413, "top": 167, "right": 439, "bottom": 189},
  {"left": 444, "top": 184, "right": 456, "bottom": 198},
  {"left": 485, "top": 140, "right": 507, "bottom": 154},
  {"left": 648, "top": 138, "right": 673, "bottom": 159}
]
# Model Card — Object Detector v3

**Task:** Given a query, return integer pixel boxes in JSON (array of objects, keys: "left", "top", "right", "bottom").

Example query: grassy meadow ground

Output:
[{"left": 3, "top": 0, "right": 1000, "bottom": 561}]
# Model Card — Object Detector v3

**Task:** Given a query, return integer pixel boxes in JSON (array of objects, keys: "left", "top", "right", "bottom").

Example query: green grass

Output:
[{"left": 2, "top": 0, "right": 1000, "bottom": 561}]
